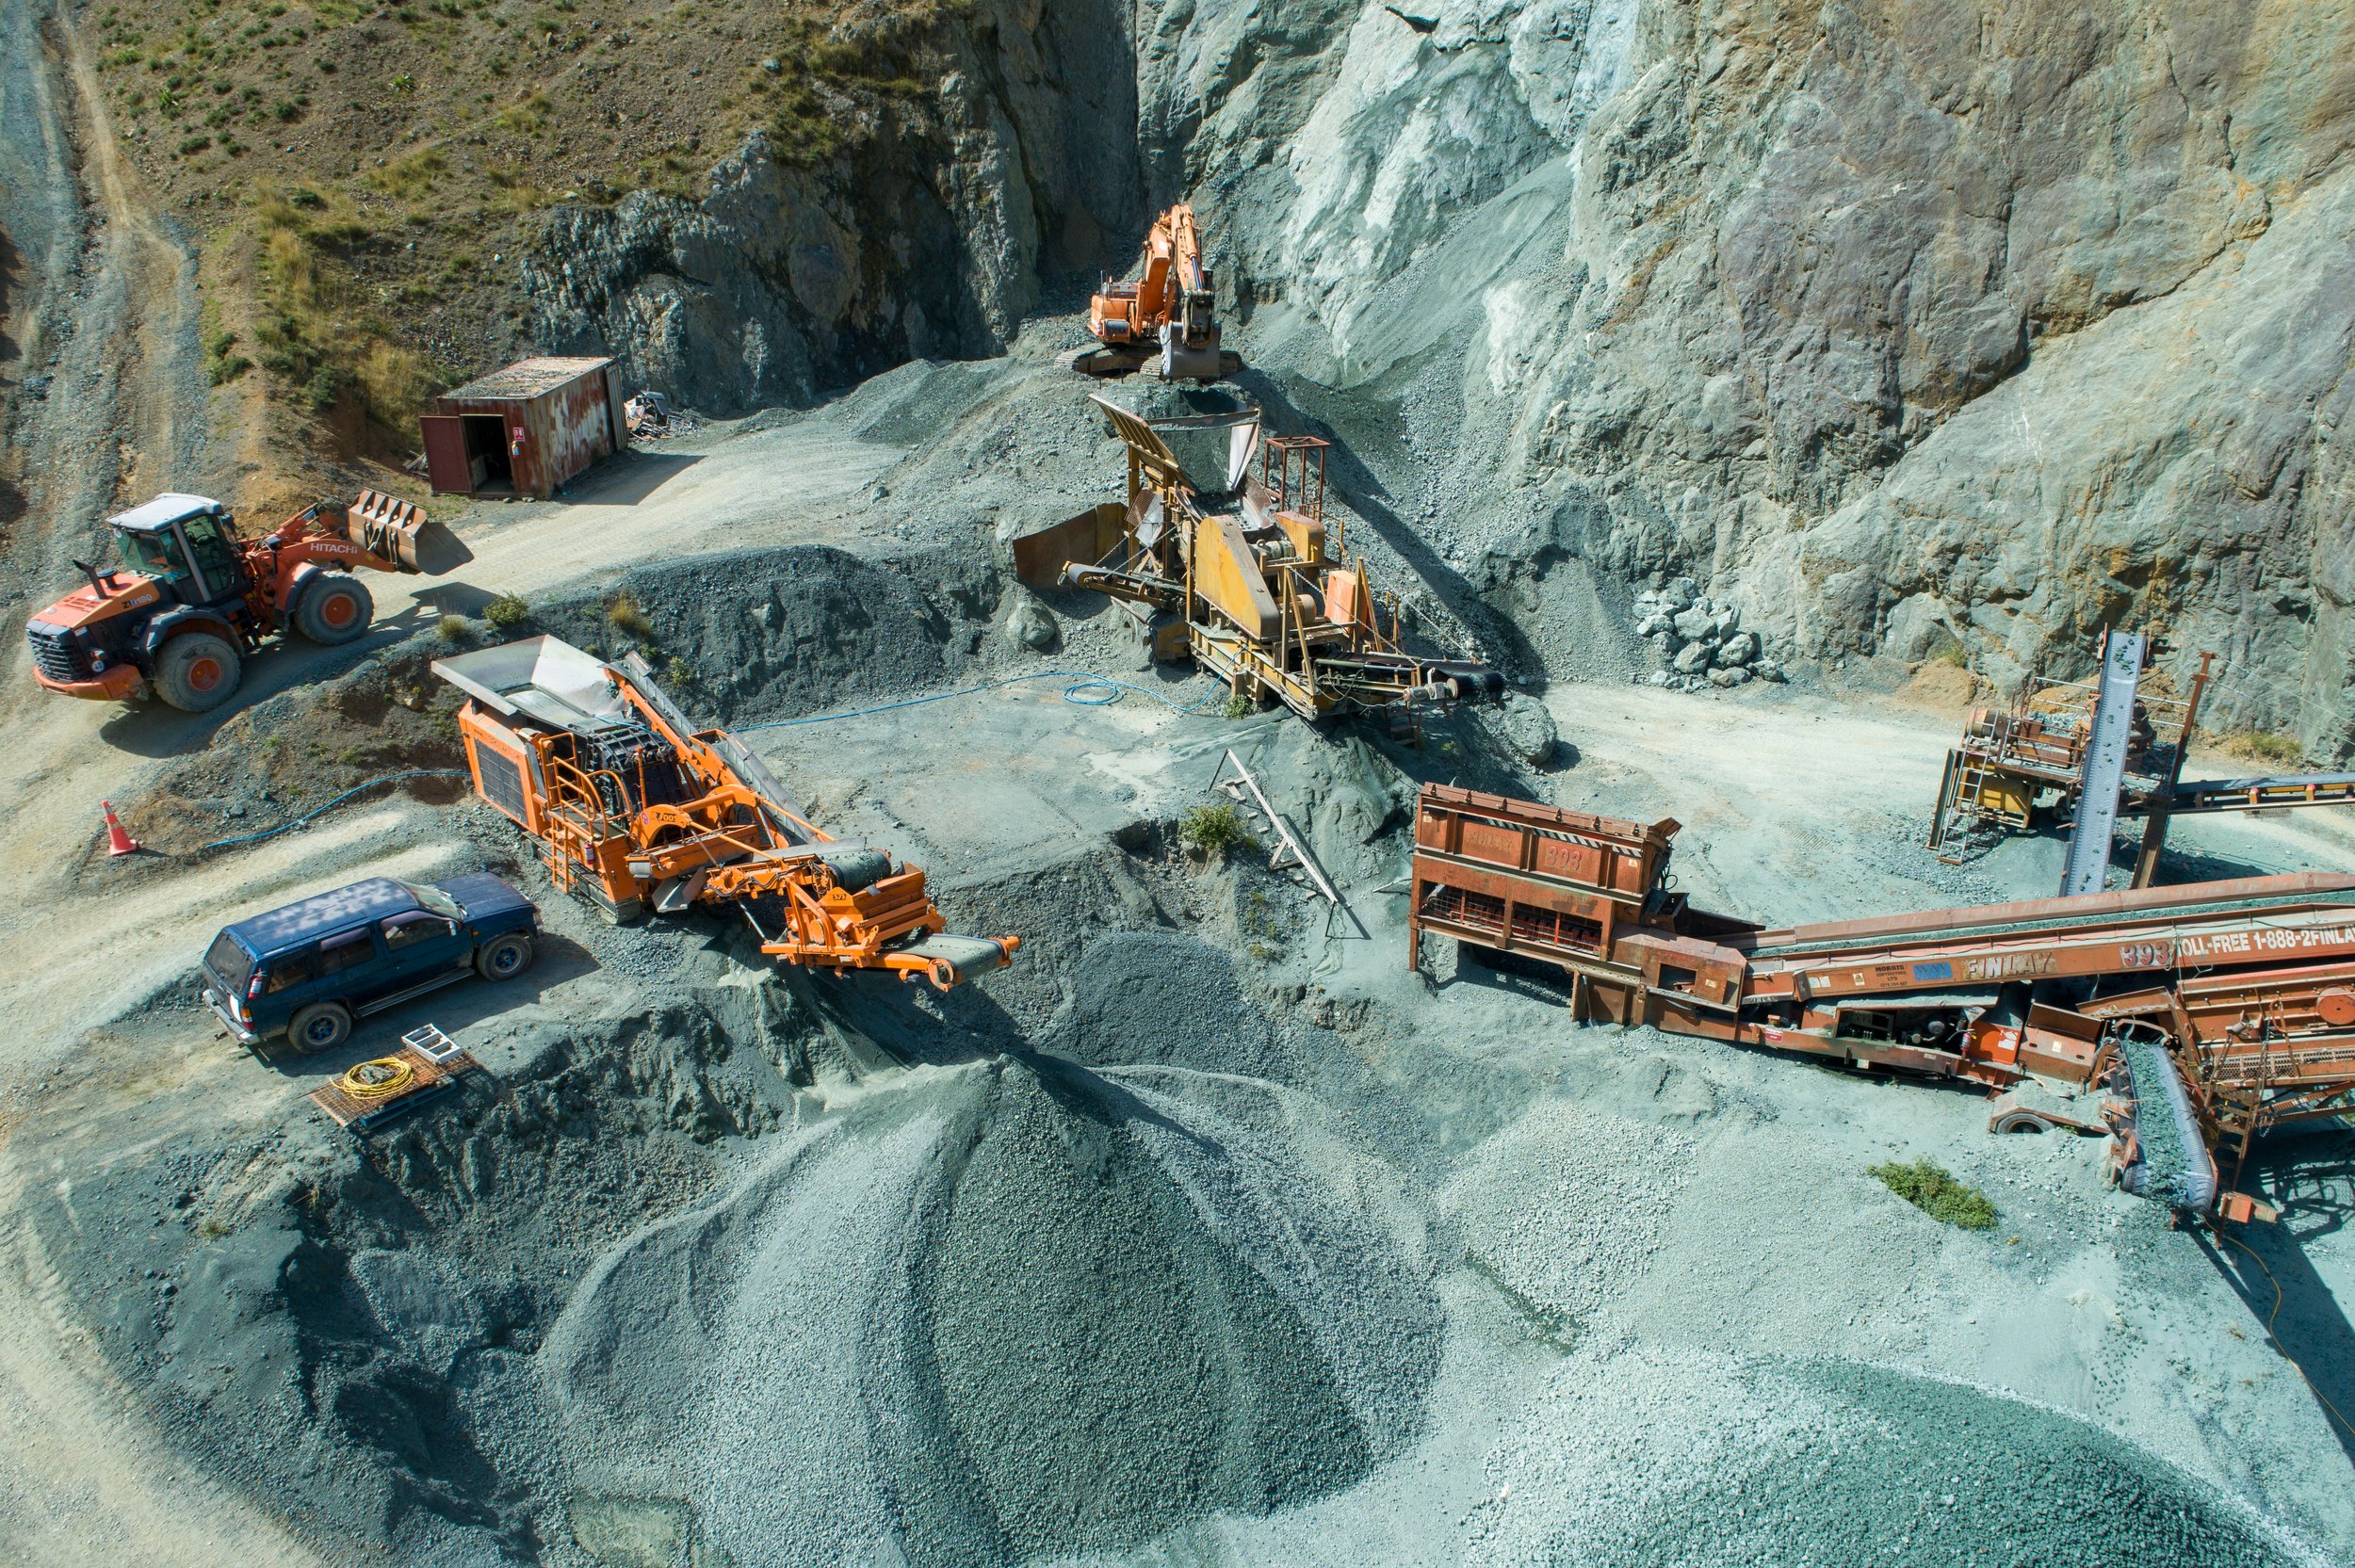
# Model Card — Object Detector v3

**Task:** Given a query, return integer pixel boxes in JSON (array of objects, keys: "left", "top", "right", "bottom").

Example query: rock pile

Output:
[{"left": 1632, "top": 579, "right": 1785, "bottom": 693}]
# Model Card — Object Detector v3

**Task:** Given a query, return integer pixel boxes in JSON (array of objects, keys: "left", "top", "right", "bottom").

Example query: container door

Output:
[{"left": 420, "top": 414, "right": 472, "bottom": 494}]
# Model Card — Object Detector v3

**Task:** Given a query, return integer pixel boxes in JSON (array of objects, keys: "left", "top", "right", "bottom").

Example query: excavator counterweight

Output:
[
  {"left": 1078, "top": 203, "right": 1242, "bottom": 382},
  {"left": 433, "top": 636, "right": 1018, "bottom": 991}
]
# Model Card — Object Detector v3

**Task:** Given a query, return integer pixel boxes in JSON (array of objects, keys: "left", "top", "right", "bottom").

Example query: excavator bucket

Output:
[{"left": 343, "top": 488, "right": 470, "bottom": 574}]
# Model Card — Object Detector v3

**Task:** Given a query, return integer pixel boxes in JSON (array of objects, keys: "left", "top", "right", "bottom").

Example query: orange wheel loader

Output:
[{"left": 24, "top": 490, "right": 440, "bottom": 713}]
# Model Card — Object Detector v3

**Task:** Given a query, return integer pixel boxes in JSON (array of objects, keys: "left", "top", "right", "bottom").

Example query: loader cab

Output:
[{"left": 109, "top": 494, "right": 251, "bottom": 607}]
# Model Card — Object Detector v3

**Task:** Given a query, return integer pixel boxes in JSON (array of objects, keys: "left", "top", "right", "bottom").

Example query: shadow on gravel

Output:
[
  {"left": 244, "top": 931, "right": 605, "bottom": 1078},
  {"left": 565, "top": 450, "right": 702, "bottom": 506},
  {"left": 94, "top": 605, "right": 437, "bottom": 758},
  {"left": 2199, "top": 1137, "right": 2355, "bottom": 1470}
]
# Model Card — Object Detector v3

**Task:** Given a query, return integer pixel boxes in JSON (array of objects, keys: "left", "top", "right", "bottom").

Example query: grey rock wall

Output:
[
  {"left": 523, "top": 0, "right": 1144, "bottom": 415},
  {"left": 1149, "top": 0, "right": 2355, "bottom": 757}
]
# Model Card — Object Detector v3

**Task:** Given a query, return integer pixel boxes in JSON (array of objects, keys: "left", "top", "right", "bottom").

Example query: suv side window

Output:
[
  {"left": 318, "top": 928, "right": 376, "bottom": 974},
  {"left": 263, "top": 946, "right": 322, "bottom": 994},
  {"left": 382, "top": 912, "right": 458, "bottom": 951}
]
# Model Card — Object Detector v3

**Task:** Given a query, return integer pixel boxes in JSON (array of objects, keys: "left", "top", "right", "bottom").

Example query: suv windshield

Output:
[
  {"left": 203, "top": 931, "right": 255, "bottom": 994},
  {"left": 401, "top": 881, "right": 463, "bottom": 919},
  {"left": 116, "top": 528, "right": 184, "bottom": 580}
]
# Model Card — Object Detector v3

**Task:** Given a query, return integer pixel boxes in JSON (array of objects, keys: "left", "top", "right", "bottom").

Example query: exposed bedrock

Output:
[
  {"left": 524, "top": 0, "right": 1145, "bottom": 415},
  {"left": 520, "top": 0, "right": 2355, "bottom": 752}
]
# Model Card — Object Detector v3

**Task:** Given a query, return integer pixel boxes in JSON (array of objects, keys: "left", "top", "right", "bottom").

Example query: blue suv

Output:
[{"left": 201, "top": 874, "right": 539, "bottom": 1053}]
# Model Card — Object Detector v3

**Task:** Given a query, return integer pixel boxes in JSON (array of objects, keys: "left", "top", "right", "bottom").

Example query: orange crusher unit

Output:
[
  {"left": 1078, "top": 202, "right": 1243, "bottom": 382},
  {"left": 1011, "top": 395, "right": 1502, "bottom": 729},
  {"left": 1410, "top": 783, "right": 2355, "bottom": 1224},
  {"left": 432, "top": 636, "right": 1018, "bottom": 991}
]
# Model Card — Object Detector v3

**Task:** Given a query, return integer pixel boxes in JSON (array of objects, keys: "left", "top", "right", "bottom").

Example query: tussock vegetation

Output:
[
  {"left": 250, "top": 188, "right": 439, "bottom": 433},
  {"left": 2218, "top": 728, "right": 2305, "bottom": 766},
  {"left": 1180, "top": 802, "right": 1256, "bottom": 859},
  {"left": 1870, "top": 1158, "right": 1998, "bottom": 1230}
]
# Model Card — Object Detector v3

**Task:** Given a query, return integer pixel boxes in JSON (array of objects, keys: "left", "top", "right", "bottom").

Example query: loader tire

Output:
[
  {"left": 288, "top": 1002, "right": 353, "bottom": 1055},
  {"left": 153, "top": 632, "right": 242, "bottom": 713},
  {"left": 476, "top": 932, "right": 533, "bottom": 981},
  {"left": 294, "top": 574, "right": 374, "bottom": 645}
]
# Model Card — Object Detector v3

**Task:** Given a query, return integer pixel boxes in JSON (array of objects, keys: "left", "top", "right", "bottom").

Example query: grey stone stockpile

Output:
[{"left": 1631, "top": 576, "right": 1783, "bottom": 693}]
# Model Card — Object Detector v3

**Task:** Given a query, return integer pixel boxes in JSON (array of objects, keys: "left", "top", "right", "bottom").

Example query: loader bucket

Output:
[
  {"left": 1010, "top": 502, "right": 1128, "bottom": 591},
  {"left": 347, "top": 488, "right": 471, "bottom": 574}
]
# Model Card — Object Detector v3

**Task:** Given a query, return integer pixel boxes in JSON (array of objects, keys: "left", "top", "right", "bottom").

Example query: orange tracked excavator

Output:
[
  {"left": 1078, "top": 202, "right": 1242, "bottom": 381},
  {"left": 433, "top": 636, "right": 1019, "bottom": 991},
  {"left": 26, "top": 490, "right": 446, "bottom": 712}
]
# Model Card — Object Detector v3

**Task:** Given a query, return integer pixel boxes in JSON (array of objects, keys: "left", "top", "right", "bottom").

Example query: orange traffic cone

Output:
[{"left": 101, "top": 800, "right": 139, "bottom": 857}]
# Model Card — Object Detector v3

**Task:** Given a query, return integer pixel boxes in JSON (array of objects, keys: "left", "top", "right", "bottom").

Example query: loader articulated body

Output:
[
  {"left": 1411, "top": 784, "right": 2355, "bottom": 1223},
  {"left": 26, "top": 490, "right": 434, "bottom": 713},
  {"left": 433, "top": 637, "right": 1018, "bottom": 992},
  {"left": 1014, "top": 396, "right": 1502, "bottom": 729},
  {"left": 1079, "top": 203, "right": 1242, "bottom": 382}
]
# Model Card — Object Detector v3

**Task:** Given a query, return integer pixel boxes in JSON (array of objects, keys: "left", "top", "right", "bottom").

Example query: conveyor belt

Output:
[
  {"left": 2167, "top": 772, "right": 2355, "bottom": 815},
  {"left": 1744, "top": 875, "right": 2355, "bottom": 962},
  {"left": 2058, "top": 631, "right": 2144, "bottom": 897}
]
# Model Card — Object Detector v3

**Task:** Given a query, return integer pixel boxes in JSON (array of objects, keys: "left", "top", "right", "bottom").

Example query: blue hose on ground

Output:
[
  {"left": 735, "top": 669, "right": 1225, "bottom": 732},
  {"left": 200, "top": 769, "right": 471, "bottom": 853}
]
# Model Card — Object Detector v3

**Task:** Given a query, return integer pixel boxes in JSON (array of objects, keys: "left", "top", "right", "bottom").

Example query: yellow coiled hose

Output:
[{"left": 337, "top": 1057, "right": 416, "bottom": 1100}]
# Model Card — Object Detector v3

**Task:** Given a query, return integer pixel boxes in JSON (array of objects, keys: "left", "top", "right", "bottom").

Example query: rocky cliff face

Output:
[
  {"left": 525, "top": 0, "right": 1143, "bottom": 415},
  {"left": 1156, "top": 0, "right": 2355, "bottom": 756},
  {"left": 529, "top": 0, "right": 2355, "bottom": 758}
]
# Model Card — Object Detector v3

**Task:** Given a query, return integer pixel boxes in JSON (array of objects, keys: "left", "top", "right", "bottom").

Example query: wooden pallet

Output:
[{"left": 306, "top": 1026, "right": 478, "bottom": 1132}]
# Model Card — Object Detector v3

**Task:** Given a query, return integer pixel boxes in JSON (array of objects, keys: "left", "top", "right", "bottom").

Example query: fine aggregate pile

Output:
[
  {"left": 542, "top": 1051, "right": 1444, "bottom": 1568},
  {"left": 1469, "top": 1345, "right": 2314, "bottom": 1568}
]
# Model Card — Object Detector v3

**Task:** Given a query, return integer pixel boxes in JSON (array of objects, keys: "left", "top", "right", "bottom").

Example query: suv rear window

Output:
[{"left": 204, "top": 932, "right": 254, "bottom": 994}]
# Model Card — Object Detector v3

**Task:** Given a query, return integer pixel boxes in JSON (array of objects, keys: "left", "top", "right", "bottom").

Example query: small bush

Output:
[
  {"left": 2220, "top": 728, "right": 2303, "bottom": 766},
  {"left": 437, "top": 613, "right": 471, "bottom": 642},
  {"left": 300, "top": 363, "right": 344, "bottom": 413},
  {"left": 1870, "top": 1158, "right": 1997, "bottom": 1230},
  {"left": 606, "top": 594, "right": 652, "bottom": 639},
  {"left": 1223, "top": 691, "right": 1257, "bottom": 719},
  {"left": 664, "top": 655, "right": 695, "bottom": 688},
  {"left": 1179, "top": 802, "right": 1255, "bottom": 859},
  {"left": 483, "top": 592, "right": 528, "bottom": 630}
]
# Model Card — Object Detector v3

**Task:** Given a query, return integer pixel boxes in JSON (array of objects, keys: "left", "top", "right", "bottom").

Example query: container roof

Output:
[
  {"left": 441, "top": 355, "right": 614, "bottom": 402},
  {"left": 221, "top": 877, "right": 421, "bottom": 956}
]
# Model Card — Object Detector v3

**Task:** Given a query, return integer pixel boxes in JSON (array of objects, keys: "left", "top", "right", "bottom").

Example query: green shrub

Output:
[
  {"left": 1180, "top": 802, "right": 1254, "bottom": 859},
  {"left": 1223, "top": 691, "right": 1257, "bottom": 719},
  {"left": 2221, "top": 729, "right": 2303, "bottom": 766},
  {"left": 482, "top": 591, "right": 528, "bottom": 630},
  {"left": 664, "top": 655, "right": 695, "bottom": 688},
  {"left": 300, "top": 363, "right": 344, "bottom": 412},
  {"left": 606, "top": 593, "right": 652, "bottom": 639},
  {"left": 1870, "top": 1158, "right": 1997, "bottom": 1230}
]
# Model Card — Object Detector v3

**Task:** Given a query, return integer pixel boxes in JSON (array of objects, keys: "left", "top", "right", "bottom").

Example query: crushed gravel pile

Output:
[
  {"left": 1470, "top": 1342, "right": 2314, "bottom": 1568},
  {"left": 543, "top": 1050, "right": 1443, "bottom": 1567}
]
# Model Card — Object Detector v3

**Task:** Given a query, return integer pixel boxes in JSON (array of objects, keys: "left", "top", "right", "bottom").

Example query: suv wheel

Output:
[
  {"left": 476, "top": 932, "right": 533, "bottom": 980},
  {"left": 153, "top": 631, "right": 243, "bottom": 713},
  {"left": 288, "top": 1001, "right": 353, "bottom": 1055}
]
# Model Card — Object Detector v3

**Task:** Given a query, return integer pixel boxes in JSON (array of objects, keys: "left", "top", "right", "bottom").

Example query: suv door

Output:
[{"left": 378, "top": 910, "right": 468, "bottom": 989}]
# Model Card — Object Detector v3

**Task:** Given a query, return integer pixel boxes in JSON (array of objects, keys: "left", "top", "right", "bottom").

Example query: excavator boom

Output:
[{"left": 433, "top": 636, "right": 1018, "bottom": 991}]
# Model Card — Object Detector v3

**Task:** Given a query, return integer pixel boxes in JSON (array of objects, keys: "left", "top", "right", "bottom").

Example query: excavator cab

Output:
[{"left": 110, "top": 494, "right": 251, "bottom": 606}]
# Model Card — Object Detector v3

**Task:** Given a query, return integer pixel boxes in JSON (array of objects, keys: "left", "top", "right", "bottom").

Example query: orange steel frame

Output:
[
  {"left": 1410, "top": 783, "right": 2355, "bottom": 1218},
  {"left": 457, "top": 670, "right": 1015, "bottom": 990}
]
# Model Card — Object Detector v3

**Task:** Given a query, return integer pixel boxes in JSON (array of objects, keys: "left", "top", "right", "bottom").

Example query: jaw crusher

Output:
[
  {"left": 434, "top": 636, "right": 1018, "bottom": 991},
  {"left": 1410, "top": 783, "right": 2355, "bottom": 1223},
  {"left": 1012, "top": 396, "right": 1502, "bottom": 730}
]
